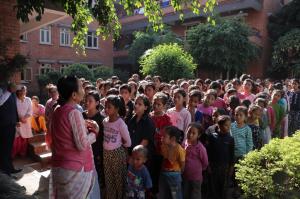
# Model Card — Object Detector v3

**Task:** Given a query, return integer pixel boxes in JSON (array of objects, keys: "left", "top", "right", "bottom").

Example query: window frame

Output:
[
  {"left": 40, "top": 26, "right": 51, "bottom": 44},
  {"left": 85, "top": 31, "right": 99, "bottom": 49},
  {"left": 20, "top": 67, "right": 32, "bottom": 83},
  {"left": 39, "top": 63, "right": 52, "bottom": 75},
  {"left": 60, "top": 64, "right": 69, "bottom": 74},
  {"left": 60, "top": 27, "right": 71, "bottom": 46}
]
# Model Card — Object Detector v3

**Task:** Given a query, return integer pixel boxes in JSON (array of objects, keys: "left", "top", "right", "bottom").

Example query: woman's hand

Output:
[
  {"left": 86, "top": 120, "right": 99, "bottom": 135},
  {"left": 20, "top": 117, "right": 27, "bottom": 123}
]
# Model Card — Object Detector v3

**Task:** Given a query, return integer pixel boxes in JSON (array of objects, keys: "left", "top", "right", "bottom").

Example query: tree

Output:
[
  {"left": 186, "top": 18, "right": 259, "bottom": 77},
  {"left": 15, "top": 0, "right": 217, "bottom": 52},
  {"left": 93, "top": 66, "right": 130, "bottom": 81},
  {"left": 271, "top": 29, "right": 300, "bottom": 78},
  {"left": 268, "top": 0, "right": 300, "bottom": 42},
  {"left": 63, "top": 63, "right": 94, "bottom": 80},
  {"left": 37, "top": 71, "right": 62, "bottom": 97},
  {"left": 140, "top": 43, "right": 196, "bottom": 81},
  {"left": 128, "top": 28, "right": 183, "bottom": 73},
  {"left": 236, "top": 132, "right": 300, "bottom": 199}
]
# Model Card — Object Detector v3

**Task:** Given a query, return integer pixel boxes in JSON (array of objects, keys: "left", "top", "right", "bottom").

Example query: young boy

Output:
[
  {"left": 127, "top": 145, "right": 153, "bottom": 199},
  {"left": 119, "top": 84, "right": 134, "bottom": 124},
  {"left": 188, "top": 90, "right": 203, "bottom": 123}
]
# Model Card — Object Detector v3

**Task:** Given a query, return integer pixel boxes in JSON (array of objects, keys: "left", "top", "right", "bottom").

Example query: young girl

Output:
[
  {"left": 127, "top": 145, "right": 153, "bottom": 199},
  {"left": 103, "top": 95, "right": 132, "bottom": 199},
  {"left": 183, "top": 123, "right": 208, "bottom": 199},
  {"left": 188, "top": 90, "right": 203, "bottom": 123},
  {"left": 207, "top": 115, "right": 234, "bottom": 199},
  {"left": 150, "top": 92, "right": 172, "bottom": 194},
  {"left": 270, "top": 90, "right": 285, "bottom": 138},
  {"left": 231, "top": 106, "right": 253, "bottom": 159},
  {"left": 158, "top": 126, "right": 185, "bottom": 199},
  {"left": 255, "top": 98, "right": 272, "bottom": 144},
  {"left": 167, "top": 88, "right": 191, "bottom": 135},
  {"left": 128, "top": 94, "right": 155, "bottom": 155},
  {"left": 197, "top": 89, "right": 217, "bottom": 130},
  {"left": 240, "top": 79, "right": 256, "bottom": 103},
  {"left": 82, "top": 91, "right": 105, "bottom": 195},
  {"left": 247, "top": 105, "right": 263, "bottom": 150},
  {"left": 288, "top": 79, "right": 300, "bottom": 135}
]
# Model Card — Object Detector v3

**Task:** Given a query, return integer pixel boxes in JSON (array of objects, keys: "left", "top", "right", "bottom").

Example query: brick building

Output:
[
  {"left": 114, "top": 0, "right": 284, "bottom": 79},
  {"left": 20, "top": 17, "right": 113, "bottom": 94}
]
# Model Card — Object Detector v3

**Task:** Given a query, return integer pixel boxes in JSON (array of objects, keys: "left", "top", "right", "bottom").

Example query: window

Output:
[
  {"left": 40, "top": 26, "right": 51, "bottom": 44},
  {"left": 60, "top": 28, "right": 71, "bottom": 46},
  {"left": 20, "top": 33, "right": 28, "bottom": 42},
  {"left": 60, "top": 64, "right": 69, "bottom": 73},
  {"left": 86, "top": 32, "right": 98, "bottom": 49},
  {"left": 39, "top": 64, "right": 52, "bottom": 75},
  {"left": 21, "top": 67, "right": 32, "bottom": 82}
]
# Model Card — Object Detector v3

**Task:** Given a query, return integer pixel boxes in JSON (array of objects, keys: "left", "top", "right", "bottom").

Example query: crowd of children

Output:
[{"left": 11, "top": 73, "right": 300, "bottom": 199}]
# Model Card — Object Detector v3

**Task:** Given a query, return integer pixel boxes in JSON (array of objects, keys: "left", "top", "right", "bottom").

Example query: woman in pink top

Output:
[
  {"left": 49, "top": 76, "right": 100, "bottom": 199},
  {"left": 240, "top": 79, "right": 256, "bottom": 103}
]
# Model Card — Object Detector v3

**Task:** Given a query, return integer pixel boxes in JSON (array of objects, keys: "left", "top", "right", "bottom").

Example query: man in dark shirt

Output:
[{"left": 0, "top": 83, "right": 21, "bottom": 176}]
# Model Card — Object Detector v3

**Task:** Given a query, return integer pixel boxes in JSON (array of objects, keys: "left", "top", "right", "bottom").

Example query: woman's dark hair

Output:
[
  {"left": 173, "top": 88, "right": 187, "bottom": 107},
  {"left": 107, "top": 88, "right": 119, "bottom": 96},
  {"left": 86, "top": 90, "right": 101, "bottom": 110},
  {"left": 57, "top": 76, "right": 79, "bottom": 106},
  {"left": 153, "top": 92, "right": 168, "bottom": 105},
  {"left": 106, "top": 95, "right": 126, "bottom": 117},
  {"left": 209, "top": 81, "right": 221, "bottom": 90},
  {"left": 188, "top": 85, "right": 200, "bottom": 93},
  {"left": 241, "top": 99, "right": 251, "bottom": 109},
  {"left": 164, "top": 126, "right": 184, "bottom": 144},
  {"left": 135, "top": 94, "right": 151, "bottom": 115},
  {"left": 189, "top": 90, "right": 202, "bottom": 101},
  {"left": 228, "top": 95, "right": 240, "bottom": 109},
  {"left": 145, "top": 82, "right": 156, "bottom": 90},
  {"left": 119, "top": 84, "right": 131, "bottom": 93},
  {"left": 153, "top": 75, "right": 162, "bottom": 83}
]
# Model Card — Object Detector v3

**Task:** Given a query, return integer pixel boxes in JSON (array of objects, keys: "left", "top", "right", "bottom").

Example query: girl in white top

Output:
[
  {"left": 103, "top": 95, "right": 131, "bottom": 199},
  {"left": 167, "top": 88, "right": 192, "bottom": 138}
]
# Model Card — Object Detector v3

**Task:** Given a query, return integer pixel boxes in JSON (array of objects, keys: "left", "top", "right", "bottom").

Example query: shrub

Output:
[
  {"left": 236, "top": 132, "right": 300, "bottom": 199},
  {"left": 63, "top": 63, "right": 94, "bottom": 80},
  {"left": 93, "top": 66, "right": 130, "bottom": 82},
  {"left": 140, "top": 43, "right": 196, "bottom": 81}
]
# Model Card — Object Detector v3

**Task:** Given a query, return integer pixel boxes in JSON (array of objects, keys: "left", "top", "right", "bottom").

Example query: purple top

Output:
[{"left": 183, "top": 141, "right": 208, "bottom": 182}]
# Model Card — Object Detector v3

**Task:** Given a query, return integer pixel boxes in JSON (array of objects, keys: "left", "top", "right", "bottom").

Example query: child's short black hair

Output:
[
  {"left": 241, "top": 99, "right": 251, "bottom": 109},
  {"left": 145, "top": 82, "right": 156, "bottom": 90},
  {"left": 106, "top": 95, "right": 126, "bottom": 117},
  {"left": 119, "top": 84, "right": 131, "bottom": 93},
  {"left": 209, "top": 81, "right": 222, "bottom": 90},
  {"left": 217, "top": 115, "right": 231, "bottom": 127},
  {"left": 57, "top": 76, "right": 79, "bottom": 106},
  {"left": 228, "top": 95, "right": 240, "bottom": 108},
  {"left": 107, "top": 88, "right": 119, "bottom": 96},
  {"left": 189, "top": 90, "right": 202, "bottom": 102},
  {"left": 153, "top": 92, "right": 168, "bottom": 105},
  {"left": 188, "top": 122, "right": 204, "bottom": 137},
  {"left": 164, "top": 126, "right": 184, "bottom": 144}
]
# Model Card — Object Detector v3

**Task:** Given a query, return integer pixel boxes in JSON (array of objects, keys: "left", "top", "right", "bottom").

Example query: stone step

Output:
[
  {"left": 28, "top": 141, "right": 48, "bottom": 154},
  {"left": 28, "top": 132, "right": 46, "bottom": 143}
]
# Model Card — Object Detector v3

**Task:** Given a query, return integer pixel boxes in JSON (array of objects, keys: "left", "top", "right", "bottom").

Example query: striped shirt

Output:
[{"left": 230, "top": 122, "right": 253, "bottom": 158}]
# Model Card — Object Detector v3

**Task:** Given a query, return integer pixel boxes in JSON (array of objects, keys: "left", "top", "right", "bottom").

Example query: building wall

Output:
[
  {"left": 20, "top": 17, "right": 113, "bottom": 94},
  {"left": 0, "top": 0, "right": 21, "bottom": 83}
]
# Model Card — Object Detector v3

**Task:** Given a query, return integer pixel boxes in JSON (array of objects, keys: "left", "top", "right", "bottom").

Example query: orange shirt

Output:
[{"left": 161, "top": 143, "right": 185, "bottom": 172}]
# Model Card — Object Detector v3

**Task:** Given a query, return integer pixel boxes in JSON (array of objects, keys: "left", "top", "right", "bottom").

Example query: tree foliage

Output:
[
  {"left": 186, "top": 18, "right": 259, "bottom": 74},
  {"left": 63, "top": 63, "right": 94, "bottom": 80},
  {"left": 128, "top": 28, "right": 183, "bottom": 72},
  {"left": 271, "top": 29, "right": 300, "bottom": 77},
  {"left": 15, "top": 0, "right": 217, "bottom": 53},
  {"left": 236, "top": 132, "right": 300, "bottom": 199},
  {"left": 140, "top": 43, "right": 196, "bottom": 81},
  {"left": 268, "top": 0, "right": 300, "bottom": 42},
  {"left": 93, "top": 66, "right": 130, "bottom": 81}
]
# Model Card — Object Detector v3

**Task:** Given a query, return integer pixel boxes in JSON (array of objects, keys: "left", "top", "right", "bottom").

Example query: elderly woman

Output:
[
  {"left": 12, "top": 85, "right": 32, "bottom": 158},
  {"left": 49, "top": 76, "right": 100, "bottom": 199}
]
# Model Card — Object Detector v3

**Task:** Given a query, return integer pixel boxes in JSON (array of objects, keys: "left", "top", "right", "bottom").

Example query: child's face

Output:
[
  {"left": 189, "top": 96, "right": 200, "bottom": 108},
  {"left": 162, "top": 133, "right": 172, "bottom": 145},
  {"left": 219, "top": 120, "right": 231, "bottom": 134},
  {"left": 153, "top": 98, "right": 165, "bottom": 114},
  {"left": 145, "top": 86, "right": 155, "bottom": 100},
  {"left": 292, "top": 81, "right": 299, "bottom": 91},
  {"left": 272, "top": 92, "right": 281, "bottom": 102},
  {"left": 204, "top": 94, "right": 215, "bottom": 106},
  {"left": 243, "top": 81, "right": 252, "bottom": 92},
  {"left": 105, "top": 101, "right": 118, "bottom": 117},
  {"left": 173, "top": 93, "right": 185, "bottom": 107},
  {"left": 250, "top": 109, "right": 261, "bottom": 120},
  {"left": 212, "top": 111, "right": 220, "bottom": 123},
  {"left": 235, "top": 111, "right": 246, "bottom": 124},
  {"left": 154, "top": 78, "right": 161, "bottom": 89},
  {"left": 120, "top": 89, "right": 131, "bottom": 101},
  {"left": 86, "top": 95, "right": 99, "bottom": 111},
  {"left": 187, "top": 126, "right": 200, "bottom": 143},
  {"left": 134, "top": 98, "right": 147, "bottom": 116},
  {"left": 131, "top": 151, "right": 146, "bottom": 170}
]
